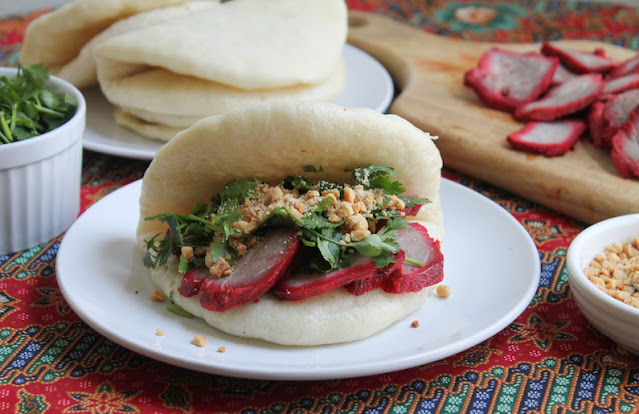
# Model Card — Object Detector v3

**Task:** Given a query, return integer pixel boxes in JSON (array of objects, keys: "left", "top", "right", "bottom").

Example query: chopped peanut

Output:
[
  {"left": 436, "top": 284, "right": 452, "bottom": 298},
  {"left": 350, "top": 229, "right": 371, "bottom": 242},
  {"left": 411, "top": 320, "right": 420, "bottom": 328},
  {"left": 192, "top": 335, "right": 207, "bottom": 347},
  {"left": 583, "top": 236, "right": 639, "bottom": 309},
  {"left": 150, "top": 290, "right": 166, "bottom": 302},
  {"left": 180, "top": 246, "right": 194, "bottom": 262},
  {"left": 209, "top": 257, "right": 232, "bottom": 278},
  {"left": 217, "top": 346, "right": 226, "bottom": 353},
  {"left": 155, "top": 329, "right": 165, "bottom": 336}
]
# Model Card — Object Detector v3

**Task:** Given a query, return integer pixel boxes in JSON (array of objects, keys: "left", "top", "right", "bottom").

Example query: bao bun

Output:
[{"left": 137, "top": 101, "right": 444, "bottom": 345}]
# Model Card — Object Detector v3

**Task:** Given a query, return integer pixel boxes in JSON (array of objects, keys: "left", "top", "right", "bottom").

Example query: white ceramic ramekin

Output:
[
  {"left": 566, "top": 214, "right": 639, "bottom": 355},
  {"left": 0, "top": 67, "right": 86, "bottom": 255}
]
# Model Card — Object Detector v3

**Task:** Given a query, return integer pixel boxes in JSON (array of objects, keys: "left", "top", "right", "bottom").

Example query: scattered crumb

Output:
[
  {"left": 156, "top": 329, "right": 165, "bottom": 337},
  {"left": 192, "top": 335, "right": 207, "bottom": 347},
  {"left": 217, "top": 346, "right": 226, "bottom": 353},
  {"left": 150, "top": 290, "right": 166, "bottom": 302},
  {"left": 411, "top": 320, "right": 420, "bottom": 328},
  {"left": 436, "top": 284, "right": 452, "bottom": 298},
  {"left": 135, "top": 291, "right": 139, "bottom": 294}
]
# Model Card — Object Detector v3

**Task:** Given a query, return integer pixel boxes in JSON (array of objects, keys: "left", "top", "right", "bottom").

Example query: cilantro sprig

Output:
[
  {"left": 143, "top": 166, "right": 431, "bottom": 274},
  {"left": 0, "top": 64, "right": 77, "bottom": 144}
]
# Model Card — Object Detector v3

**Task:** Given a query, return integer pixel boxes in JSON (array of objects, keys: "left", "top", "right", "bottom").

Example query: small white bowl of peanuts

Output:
[{"left": 567, "top": 213, "right": 639, "bottom": 355}]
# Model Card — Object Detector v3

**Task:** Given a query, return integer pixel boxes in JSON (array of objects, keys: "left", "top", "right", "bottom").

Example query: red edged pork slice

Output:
[
  {"left": 552, "top": 64, "right": 578, "bottom": 86},
  {"left": 198, "top": 229, "right": 300, "bottom": 312},
  {"left": 603, "top": 73, "right": 639, "bottom": 95},
  {"left": 611, "top": 109, "right": 639, "bottom": 178},
  {"left": 514, "top": 73, "right": 604, "bottom": 122},
  {"left": 179, "top": 266, "right": 209, "bottom": 297},
  {"left": 272, "top": 255, "right": 378, "bottom": 301},
  {"left": 588, "top": 101, "right": 610, "bottom": 147},
  {"left": 589, "top": 91, "right": 639, "bottom": 147},
  {"left": 541, "top": 42, "right": 617, "bottom": 74},
  {"left": 344, "top": 251, "right": 405, "bottom": 296},
  {"left": 602, "top": 89, "right": 639, "bottom": 130},
  {"left": 383, "top": 223, "right": 444, "bottom": 294},
  {"left": 507, "top": 120, "right": 587, "bottom": 157},
  {"left": 608, "top": 54, "right": 639, "bottom": 79},
  {"left": 464, "top": 48, "right": 558, "bottom": 112}
]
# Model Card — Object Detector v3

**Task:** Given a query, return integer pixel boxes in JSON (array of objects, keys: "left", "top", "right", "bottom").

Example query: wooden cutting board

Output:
[{"left": 347, "top": 11, "right": 639, "bottom": 225}]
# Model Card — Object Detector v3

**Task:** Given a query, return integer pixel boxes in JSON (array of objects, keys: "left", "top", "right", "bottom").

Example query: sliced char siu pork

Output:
[
  {"left": 274, "top": 223, "right": 444, "bottom": 300},
  {"left": 602, "top": 73, "right": 639, "bottom": 95},
  {"left": 192, "top": 229, "right": 300, "bottom": 312},
  {"left": 611, "top": 109, "right": 639, "bottom": 178},
  {"left": 541, "top": 42, "right": 617, "bottom": 74},
  {"left": 271, "top": 251, "right": 403, "bottom": 301},
  {"left": 382, "top": 222, "right": 444, "bottom": 294},
  {"left": 464, "top": 48, "right": 558, "bottom": 112},
  {"left": 514, "top": 73, "right": 604, "bottom": 122},
  {"left": 507, "top": 119, "right": 587, "bottom": 157},
  {"left": 607, "top": 54, "right": 639, "bottom": 79},
  {"left": 589, "top": 89, "right": 639, "bottom": 147}
]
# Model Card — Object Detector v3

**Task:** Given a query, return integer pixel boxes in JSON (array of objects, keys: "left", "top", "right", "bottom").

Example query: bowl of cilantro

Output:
[{"left": 0, "top": 64, "right": 85, "bottom": 255}]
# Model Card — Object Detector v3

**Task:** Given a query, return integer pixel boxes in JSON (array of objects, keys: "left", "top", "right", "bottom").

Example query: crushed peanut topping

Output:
[
  {"left": 217, "top": 346, "right": 226, "bottom": 353},
  {"left": 436, "top": 285, "right": 452, "bottom": 298},
  {"left": 185, "top": 182, "right": 407, "bottom": 278},
  {"left": 209, "top": 257, "right": 232, "bottom": 278},
  {"left": 411, "top": 320, "right": 420, "bottom": 328},
  {"left": 156, "top": 329, "right": 165, "bottom": 336},
  {"left": 192, "top": 335, "right": 207, "bottom": 347},
  {"left": 150, "top": 290, "right": 166, "bottom": 302},
  {"left": 583, "top": 236, "right": 639, "bottom": 309}
]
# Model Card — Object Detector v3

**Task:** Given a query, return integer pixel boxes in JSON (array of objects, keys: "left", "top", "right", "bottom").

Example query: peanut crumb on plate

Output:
[
  {"left": 218, "top": 346, "right": 226, "bottom": 353},
  {"left": 411, "top": 320, "right": 420, "bottom": 328},
  {"left": 155, "top": 329, "right": 165, "bottom": 336},
  {"left": 192, "top": 335, "right": 207, "bottom": 347},
  {"left": 436, "top": 284, "right": 452, "bottom": 298},
  {"left": 150, "top": 290, "right": 166, "bottom": 302}
]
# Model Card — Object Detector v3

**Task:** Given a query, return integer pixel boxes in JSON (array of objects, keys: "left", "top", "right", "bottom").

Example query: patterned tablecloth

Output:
[{"left": 1, "top": 1, "right": 639, "bottom": 413}]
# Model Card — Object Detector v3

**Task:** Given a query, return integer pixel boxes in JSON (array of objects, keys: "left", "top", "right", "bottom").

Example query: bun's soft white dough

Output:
[
  {"left": 20, "top": 0, "right": 203, "bottom": 87},
  {"left": 137, "top": 101, "right": 443, "bottom": 345}
]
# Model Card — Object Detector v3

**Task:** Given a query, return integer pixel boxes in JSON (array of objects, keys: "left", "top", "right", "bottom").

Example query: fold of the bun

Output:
[{"left": 20, "top": 0, "right": 203, "bottom": 88}]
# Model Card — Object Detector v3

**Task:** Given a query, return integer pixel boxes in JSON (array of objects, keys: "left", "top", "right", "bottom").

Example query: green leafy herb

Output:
[
  {"left": 143, "top": 166, "right": 431, "bottom": 274},
  {"left": 0, "top": 64, "right": 77, "bottom": 144},
  {"left": 167, "top": 303, "right": 194, "bottom": 318},
  {"left": 303, "top": 165, "right": 323, "bottom": 172}
]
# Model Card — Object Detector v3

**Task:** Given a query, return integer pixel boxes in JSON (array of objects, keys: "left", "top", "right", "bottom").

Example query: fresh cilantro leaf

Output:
[
  {"left": 190, "top": 202, "right": 209, "bottom": 216},
  {"left": 207, "top": 239, "right": 230, "bottom": 264},
  {"left": 400, "top": 195, "right": 431, "bottom": 207},
  {"left": 282, "top": 175, "right": 314, "bottom": 192},
  {"left": 303, "top": 165, "right": 323, "bottom": 172},
  {"left": 219, "top": 179, "right": 258, "bottom": 202},
  {"left": 374, "top": 253, "right": 396, "bottom": 268},
  {"left": 178, "top": 254, "right": 190, "bottom": 274},
  {"left": 348, "top": 165, "right": 406, "bottom": 195},
  {"left": 300, "top": 198, "right": 339, "bottom": 230}
]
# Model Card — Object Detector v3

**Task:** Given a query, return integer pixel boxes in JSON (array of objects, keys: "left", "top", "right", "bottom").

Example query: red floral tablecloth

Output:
[{"left": 1, "top": 1, "right": 639, "bottom": 413}]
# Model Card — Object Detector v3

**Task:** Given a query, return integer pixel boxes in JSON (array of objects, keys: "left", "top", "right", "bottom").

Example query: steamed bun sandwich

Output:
[
  {"left": 138, "top": 101, "right": 444, "bottom": 346},
  {"left": 94, "top": 0, "right": 348, "bottom": 141},
  {"left": 20, "top": 0, "right": 205, "bottom": 89}
]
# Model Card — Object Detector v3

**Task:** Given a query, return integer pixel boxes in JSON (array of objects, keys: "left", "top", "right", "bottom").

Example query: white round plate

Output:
[
  {"left": 82, "top": 44, "right": 394, "bottom": 160},
  {"left": 56, "top": 178, "right": 540, "bottom": 381}
]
